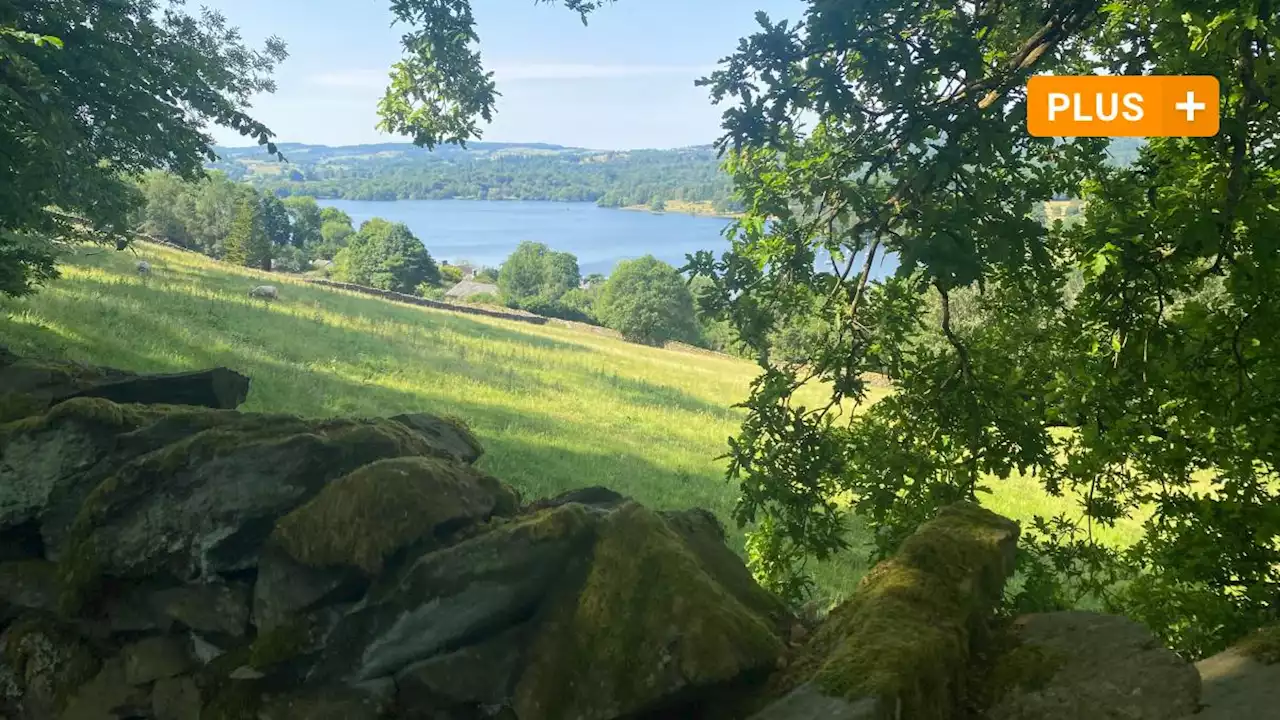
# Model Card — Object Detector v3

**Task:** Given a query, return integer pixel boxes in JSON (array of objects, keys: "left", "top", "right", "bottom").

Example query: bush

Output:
[
  {"left": 271, "top": 245, "right": 309, "bottom": 274},
  {"left": 332, "top": 218, "right": 439, "bottom": 293},
  {"left": 416, "top": 284, "right": 446, "bottom": 301},
  {"left": 596, "top": 256, "right": 699, "bottom": 345}
]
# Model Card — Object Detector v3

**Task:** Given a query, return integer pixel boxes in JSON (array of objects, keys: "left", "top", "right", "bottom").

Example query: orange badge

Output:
[{"left": 1027, "top": 75, "right": 1219, "bottom": 137}]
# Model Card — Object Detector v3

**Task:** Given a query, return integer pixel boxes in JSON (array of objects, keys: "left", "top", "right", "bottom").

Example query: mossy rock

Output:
[
  {"left": 513, "top": 502, "right": 786, "bottom": 720},
  {"left": 0, "top": 392, "right": 50, "bottom": 425},
  {"left": 985, "top": 642, "right": 1067, "bottom": 704},
  {"left": 1, "top": 612, "right": 100, "bottom": 716},
  {"left": 760, "top": 502, "right": 1019, "bottom": 720},
  {"left": 271, "top": 456, "right": 518, "bottom": 575},
  {"left": 55, "top": 410, "right": 465, "bottom": 611}
]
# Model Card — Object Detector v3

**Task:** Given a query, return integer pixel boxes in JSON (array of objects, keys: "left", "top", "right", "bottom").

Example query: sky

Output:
[{"left": 201, "top": 0, "right": 806, "bottom": 150}]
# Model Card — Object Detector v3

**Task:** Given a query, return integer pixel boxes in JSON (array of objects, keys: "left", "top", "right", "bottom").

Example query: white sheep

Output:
[
  {"left": 248, "top": 285, "right": 279, "bottom": 301},
  {"left": 136, "top": 260, "right": 151, "bottom": 276}
]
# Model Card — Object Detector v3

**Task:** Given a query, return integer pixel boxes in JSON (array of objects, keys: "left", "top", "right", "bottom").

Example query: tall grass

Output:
[{"left": 0, "top": 243, "right": 1142, "bottom": 603}]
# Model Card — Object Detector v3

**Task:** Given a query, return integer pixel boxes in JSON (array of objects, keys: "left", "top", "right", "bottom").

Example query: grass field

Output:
[{"left": 0, "top": 242, "right": 1144, "bottom": 603}]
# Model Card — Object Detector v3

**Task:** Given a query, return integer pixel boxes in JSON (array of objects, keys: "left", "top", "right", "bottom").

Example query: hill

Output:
[
  {"left": 0, "top": 243, "right": 1145, "bottom": 602},
  {"left": 209, "top": 142, "right": 740, "bottom": 215}
]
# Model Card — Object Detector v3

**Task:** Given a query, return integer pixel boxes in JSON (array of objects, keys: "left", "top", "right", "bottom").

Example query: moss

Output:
[
  {"left": 271, "top": 456, "right": 513, "bottom": 574},
  {"left": 778, "top": 502, "right": 1018, "bottom": 718},
  {"left": 986, "top": 643, "right": 1067, "bottom": 703},
  {"left": 0, "top": 392, "right": 49, "bottom": 425},
  {"left": 1237, "top": 624, "right": 1280, "bottom": 664},
  {"left": 514, "top": 502, "right": 784, "bottom": 720}
]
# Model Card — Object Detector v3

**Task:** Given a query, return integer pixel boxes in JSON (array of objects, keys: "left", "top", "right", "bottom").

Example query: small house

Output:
[{"left": 444, "top": 280, "right": 499, "bottom": 301}]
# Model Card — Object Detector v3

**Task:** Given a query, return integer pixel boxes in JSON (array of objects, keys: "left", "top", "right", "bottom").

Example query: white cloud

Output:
[{"left": 306, "top": 63, "right": 715, "bottom": 89}]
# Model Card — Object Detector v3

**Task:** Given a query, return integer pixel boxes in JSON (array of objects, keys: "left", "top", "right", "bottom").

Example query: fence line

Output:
[{"left": 305, "top": 279, "right": 549, "bottom": 325}]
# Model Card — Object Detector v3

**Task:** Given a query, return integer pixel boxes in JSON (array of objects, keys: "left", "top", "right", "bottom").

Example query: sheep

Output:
[
  {"left": 135, "top": 260, "right": 151, "bottom": 276},
  {"left": 248, "top": 285, "right": 279, "bottom": 301}
]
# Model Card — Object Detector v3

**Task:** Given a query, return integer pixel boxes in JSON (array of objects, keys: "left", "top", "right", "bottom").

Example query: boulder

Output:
[
  {"left": 985, "top": 611, "right": 1199, "bottom": 720},
  {"left": 59, "top": 367, "right": 251, "bottom": 411},
  {"left": 270, "top": 456, "right": 519, "bottom": 576},
  {"left": 59, "top": 657, "right": 150, "bottom": 720},
  {"left": 151, "top": 675, "right": 202, "bottom": 720},
  {"left": 513, "top": 502, "right": 786, "bottom": 720},
  {"left": 394, "top": 623, "right": 530, "bottom": 716},
  {"left": 0, "top": 355, "right": 135, "bottom": 424},
  {"left": 0, "top": 613, "right": 100, "bottom": 718},
  {"left": 54, "top": 408, "right": 467, "bottom": 608},
  {"left": 0, "top": 560, "right": 59, "bottom": 619},
  {"left": 312, "top": 503, "right": 598, "bottom": 683},
  {"left": 256, "top": 685, "right": 393, "bottom": 720},
  {"left": 751, "top": 502, "right": 1019, "bottom": 720},
  {"left": 149, "top": 582, "right": 252, "bottom": 638},
  {"left": 1184, "top": 625, "right": 1280, "bottom": 720},
  {"left": 121, "top": 635, "right": 193, "bottom": 685},
  {"left": 389, "top": 413, "right": 485, "bottom": 464},
  {"left": 252, "top": 543, "right": 363, "bottom": 634}
]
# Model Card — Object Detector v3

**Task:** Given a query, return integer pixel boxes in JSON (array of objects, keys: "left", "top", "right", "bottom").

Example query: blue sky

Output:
[{"left": 202, "top": 0, "right": 805, "bottom": 150}]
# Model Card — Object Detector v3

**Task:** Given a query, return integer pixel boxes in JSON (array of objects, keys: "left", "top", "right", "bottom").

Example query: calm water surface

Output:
[{"left": 317, "top": 199, "right": 733, "bottom": 275}]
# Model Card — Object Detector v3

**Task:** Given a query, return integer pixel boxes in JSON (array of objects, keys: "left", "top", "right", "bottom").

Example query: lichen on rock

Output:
[{"left": 270, "top": 456, "right": 518, "bottom": 575}]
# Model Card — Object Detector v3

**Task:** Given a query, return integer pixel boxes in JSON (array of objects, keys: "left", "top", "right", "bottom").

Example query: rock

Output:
[
  {"left": 55, "top": 409, "right": 457, "bottom": 605},
  {"left": 312, "top": 503, "right": 598, "bottom": 683},
  {"left": 1185, "top": 625, "right": 1280, "bottom": 720},
  {"left": 752, "top": 502, "right": 1019, "bottom": 720},
  {"left": 256, "top": 685, "right": 392, "bottom": 720},
  {"left": 394, "top": 624, "right": 530, "bottom": 716},
  {"left": 0, "top": 398, "right": 173, "bottom": 552},
  {"left": 528, "top": 486, "right": 628, "bottom": 512},
  {"left": 0, "top": 613, "right": 100, "bottom": 718},
  {"left": 748, "top": 682, "right": 883, "bottom": 720},
  {"left": 0, "top": 560, "right": 59, "bottom": 618},
  {"left": 271, "top": 456, "right": 518, "bottom": 576},
  {"left": 389, "top": 413, "right": 485, "bottom": 464},
  {"left": 151, "top": 676, "right": 201, "bottom": 720},
  {"left": 986, "top": 611, "right": 1199, "bottom": 720},
  {"left": 59, "top": 657, "right": 150, "bottom": 720},
  {"left": 252, "top": 543, "right": 363, "bottom": 634},
  {"left": 58, "top": 368, "right": 251, "bottom": 411},
  {"left": 513, "top": 502, "right": 786, "bottom": 720},
  {"left": 0, "top": 356, "right": 135, "bottom": 424},
  {"left": 149, "top": 583, "right": 251, "bottom": 638},
  {"left": 121, "top": 636, "right": 192, "bottom": 685}
]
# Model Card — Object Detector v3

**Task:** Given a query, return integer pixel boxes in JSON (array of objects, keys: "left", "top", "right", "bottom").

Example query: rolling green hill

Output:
[{"left": 0, "top": 243, "right": 1145, "bottom": 604}]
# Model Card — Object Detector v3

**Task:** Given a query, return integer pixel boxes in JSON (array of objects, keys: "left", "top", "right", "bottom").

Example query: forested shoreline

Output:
[{"left": 208, "top": 142, "right": 742, "bottom": 215}]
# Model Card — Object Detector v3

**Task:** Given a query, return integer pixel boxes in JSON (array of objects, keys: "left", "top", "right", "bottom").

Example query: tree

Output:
[
  {"left": 317, "top": 208, "right": 356, "bottom": 260},
  {"left": 596, "top": 256, "right": 699, "bottom": 346},
  {"left": 136, "top": 172, "right": 197, "bottom": 248},
  {"left": 333, "top": 218, "right": 439, "bottom": 293},
  {"left": 496, "top": 241, "right": 581, "bottom": 307},
  {"left": 283, "top": 196, "right": 323, "bottom": 249},
  {"left": 259, "top": 194, "right": 292, "bottom": 248},
  {"left": 0, "top": 1, "right": 286, "bottom": 296},
  {"left": 223, "top": 198, "right": 271, "bottom": 270}
]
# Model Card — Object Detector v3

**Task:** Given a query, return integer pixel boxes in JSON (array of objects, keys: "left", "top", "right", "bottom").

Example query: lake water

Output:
[{"left": 317, "top": 199, "right": 733, "bottom": 275}]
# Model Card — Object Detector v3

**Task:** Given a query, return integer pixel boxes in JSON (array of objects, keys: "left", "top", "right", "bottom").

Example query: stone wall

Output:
[{"left": 0, "top": 351, "right": 1233, "bottom": 719}]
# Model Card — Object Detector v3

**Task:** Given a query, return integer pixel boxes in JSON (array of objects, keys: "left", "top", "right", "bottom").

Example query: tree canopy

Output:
[
  {"left": 333, "top": 218, "right": 440, "bottom": 293},
  {"left": 0, "top": 0, "right": 286, "bottom": 296},
  {"left": 597, "top": 256, "right": 700, "bottom": 346},
  {"left": 396, "top": 0, "right": 1280, "bottom": 656}
]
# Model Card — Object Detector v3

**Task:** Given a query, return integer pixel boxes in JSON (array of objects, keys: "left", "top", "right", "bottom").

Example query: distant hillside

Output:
[{"left": 208, "top": 142, "right": 741, "bottom": 215}]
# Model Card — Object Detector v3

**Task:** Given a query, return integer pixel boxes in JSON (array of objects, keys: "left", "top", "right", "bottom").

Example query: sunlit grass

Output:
[{"left": 0, "top": 242, "right": 1143, "bottom": 604}]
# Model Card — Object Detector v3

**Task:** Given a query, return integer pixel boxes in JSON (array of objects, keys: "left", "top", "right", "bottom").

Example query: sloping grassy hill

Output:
[{"left": 0, "top": 242, "right": 1143, "bottom": 603}]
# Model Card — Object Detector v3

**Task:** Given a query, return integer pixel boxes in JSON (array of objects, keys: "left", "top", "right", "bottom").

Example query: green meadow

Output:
[{"left": 0, "top": 242, "right": 1144, "bottom": 603}]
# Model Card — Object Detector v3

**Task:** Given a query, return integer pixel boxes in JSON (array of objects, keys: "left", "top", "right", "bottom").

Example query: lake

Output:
[{"left": 317, "top": 199, "right": 733, "bottom": 275}]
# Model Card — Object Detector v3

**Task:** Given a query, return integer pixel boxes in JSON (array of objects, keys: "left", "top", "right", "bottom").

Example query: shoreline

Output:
[{"left": 300, "top": 194, "right": 742, "bottom": 221}]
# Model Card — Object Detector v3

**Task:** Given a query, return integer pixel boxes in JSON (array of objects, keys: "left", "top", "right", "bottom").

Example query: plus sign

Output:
[{"left": 1175, "top": 90, "right": 1206, "bottom": 122}]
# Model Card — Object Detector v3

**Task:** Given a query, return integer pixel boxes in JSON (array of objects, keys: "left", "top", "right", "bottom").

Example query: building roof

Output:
[{"left": 444, "top": 280, "right": 499, "bottom": 300}]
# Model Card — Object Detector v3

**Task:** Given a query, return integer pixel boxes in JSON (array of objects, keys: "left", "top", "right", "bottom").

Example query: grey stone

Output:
[
  {"left": 394, "top": 624, "right": 529, "bottom": 713},
  {"left": 59, "top": 658, "right": 150, "bottom": 720},
  {"left": 1188, "top": 645, "right": 1280, "bottom": 719},
  {"left": 0, "top": 560, "right": 59, "bottom": 615},
  {"left": 389, "top": 412, "right": 484, "bottom": 464},
  {"left": 257, "top": 685, "right": 392, "bottom": 720},
  {"left": 0, "top": 613, "right": 100, "bottom": 719},
  {"left": 252, "top": 543, "right": 361, "bottom": 633},
  {"left": 150, "top": 582, "right": 251, "bottom": 638},
  {"left": 121, "top": 636, "right": 192, "bottom": 685},
  {"left": 151, "top": 676, "right": 201, "bottom": 720},
  {"left": 311, "top": 504, "right": 597, "bottom": 683},
  {"left": 987, "top": 611, "right": 1200, "bottom": 720},
  {"left": 58, "top": 367, "right": 250, "bottom": 411},
  {"left": 750, "top": 683, "right": 887, "bottom": 720}
]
